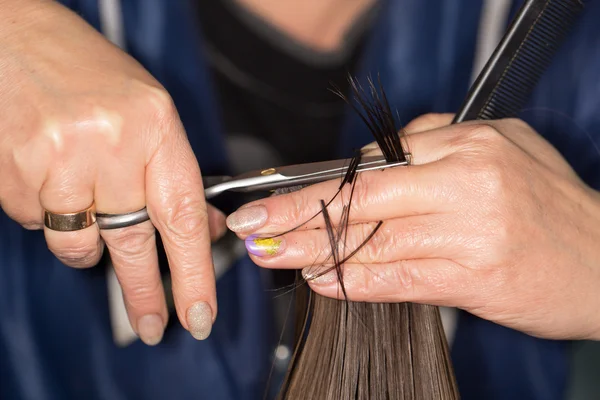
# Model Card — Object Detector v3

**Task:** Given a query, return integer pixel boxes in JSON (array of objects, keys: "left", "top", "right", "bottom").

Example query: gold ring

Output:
[{"left": 43, "top": 204, "right": 97, "bottom": 232}]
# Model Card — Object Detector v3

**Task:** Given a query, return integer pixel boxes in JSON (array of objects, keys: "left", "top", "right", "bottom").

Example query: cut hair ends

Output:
[
  {"left": 275, "top": 76, "right": 459, "bottom": 399},
  {"left": 281, "top": 296, "right": 458, "bottom": 399}
]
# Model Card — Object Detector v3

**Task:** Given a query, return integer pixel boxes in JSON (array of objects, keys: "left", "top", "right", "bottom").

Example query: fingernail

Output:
[
  {"left": 302, "top": 268, "right": 338, "bottom": 285},
  {"left": 186, "top": 302, "right": 213, "bottom": 340},
  {"left": 226, "top": 205, "right": 268, "bottom": 233},
  {"left": 245, "top": 234, "right": 286, "bottom": 257},
  {"left": 137, "top": 314, "right": 165, "bottom": 346}
]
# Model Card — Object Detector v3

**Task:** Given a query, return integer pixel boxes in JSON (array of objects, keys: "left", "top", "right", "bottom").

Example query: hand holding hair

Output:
[
  {"left": 228, "top": 113, "right": 600, "bottom": 340},
  {"left": 0, "top": 0, "right": 225, "bottom": 345}
]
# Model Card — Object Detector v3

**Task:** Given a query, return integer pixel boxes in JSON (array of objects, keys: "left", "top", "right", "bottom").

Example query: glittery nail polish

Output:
[
  {"left": 245, "top": 235, "right": 285, "bottom": 257},
  {"left": 186, "top": 302, "right": 213, "bottom": 340},
  {"left": 226, "top": 205, "right": 268, "bottom": 233}
]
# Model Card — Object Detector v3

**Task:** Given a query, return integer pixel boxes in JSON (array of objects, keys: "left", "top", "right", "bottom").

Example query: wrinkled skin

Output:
[
  {"left": 0, "top": 0, "right": 226, "bottom": 344},
  {"left": 229, "top": 113, "right": 600, "bottom": 340}
]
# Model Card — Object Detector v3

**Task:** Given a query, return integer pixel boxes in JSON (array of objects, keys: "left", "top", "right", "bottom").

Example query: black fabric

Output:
[
  {"left": 195, "top": 0, "right": 370, "bottom": 298},
  {"left": 196, "top": 0, "right": 368, "bottom": 166}
]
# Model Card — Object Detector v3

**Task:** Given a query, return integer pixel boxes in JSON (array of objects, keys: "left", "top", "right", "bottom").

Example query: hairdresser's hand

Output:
[
  {"left": 0, "top": 0, "right": 224, "bottom": 344},
  {"left": 228, "top": 113, "right": 600, "bottom": 340}
]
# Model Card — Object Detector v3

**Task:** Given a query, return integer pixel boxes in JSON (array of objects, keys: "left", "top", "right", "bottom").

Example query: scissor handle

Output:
[
  {"left": 96, "top": 176, "right": 231, "bottom": 230},
  {"left": 97, "top": 208, "right": 150, "bottom": 230}
]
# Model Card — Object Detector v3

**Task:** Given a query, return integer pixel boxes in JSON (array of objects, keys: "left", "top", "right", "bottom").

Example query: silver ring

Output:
[{"left": 97, "top": 207, "right": 150, "bottom": 230}]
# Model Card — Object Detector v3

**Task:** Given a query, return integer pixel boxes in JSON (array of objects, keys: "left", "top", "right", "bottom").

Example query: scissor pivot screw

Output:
[{"left": 261, "top": 168, "right": 277, "bottom": 176}]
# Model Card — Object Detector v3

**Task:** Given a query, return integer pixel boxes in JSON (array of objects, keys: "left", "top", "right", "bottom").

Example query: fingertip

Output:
[
  {"left": 305, "top": 280, "right": 347, "bottom": 301},
  {"left": 207, "top": 205, "right": 227, "bottom": 242},
  {"left": 245, "top": 234, "right": 286, "bottom": 258},
  {"left": 361, "top": 141, "right": 379, "bottom": 152},
  {"left": 226, "top": 205, "right": 268, "bottom": 233},
  {"left": 303, "top": 267, "right": 339, "bottom": 286},
  {"left": 404, "top": 113, "right": 454, "bottom": 134},
  {"left": 137, "top": 313, "right": 166, "bottom": 346},
  {"left": 186, "top": 301, "right": 214, "bottom": 340}
]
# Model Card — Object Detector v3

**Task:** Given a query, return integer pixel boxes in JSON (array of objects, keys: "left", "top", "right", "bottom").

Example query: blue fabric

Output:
[
  {"left": 1, "top": 1, "right": 271, "bottom": 400},
  {"left": 0, "top": 212, "right": 272, "bottom": 400},
  {"left": 340, "top": 1, "right": 600, "bottom": 399},
  {"left": 452, "top": 311, "right": 569, "bottom": 400},
  {"left": 3, "top": 0, "right": 600, "bottom": 399}
]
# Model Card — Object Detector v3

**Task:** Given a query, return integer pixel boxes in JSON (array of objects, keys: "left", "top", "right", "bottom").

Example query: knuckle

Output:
[
  {"left": 470, "top": 123, "right": 504, "bottom": 142},
  {"left": 122, "top": 276, "right": 163, "bottom": 309},
  {"left": 361, "top": 261, "right": 419, "bottom": 300},
  {"left": 359, "top": 221, "right": 433, "bottom": 263},
  {"left": 302, "top": 233, "right": 323, "bottom": 260},
  {"left": 392, "top": 261, "right": 418, "bottom": 291},
  {"left": 106, "top": 224, "right": 155, "bottom": 260},
  {"left": 355, "top": 268, "right": 375, "bottom": 298},
  {"left": 480, "top": 215, "right": 511, "bottom": 262},
  {"left": 357, "top": 223, "right": 394, "bottom": 262},
  {"left": 275, "top": 191, "right": 311, "bottom": 227},
  {"left": 288, "top": 194, "right": 307, "bottom": 225},
  {"left": 462, "top": 157, "right": 508, "bottom": 203},
  {"left": 156, "top": 195, "right": 208, "bottom": 241},
  {"left": 348, "top": 172, "right": 376, "bottom": 216},
  {"left": 84, "top": 111, "right": 124, "bottom": 144},
  {"left": 504, "top": 117, "right": 531, "bottom": 131},
  {"left": 398, "top": 260, "right": 452, "bottom": 297},
  {"left": 453, "top": 123, "right": 504, "bottom": 151},
  {"left": 54, "top": 242, "right": 101, "bottom": 267},
  {"left": 139, "top": 85, "right": 177, "bottom": 125}
]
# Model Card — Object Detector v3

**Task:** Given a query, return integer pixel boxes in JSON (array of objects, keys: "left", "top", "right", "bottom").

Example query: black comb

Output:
[{"left": 454, "top": 0, "right": 585, "bottom": 123}]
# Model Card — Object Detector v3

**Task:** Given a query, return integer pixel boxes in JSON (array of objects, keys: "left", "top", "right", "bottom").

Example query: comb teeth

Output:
[{"left": 454, "top": 0, "right": 585, "bottom": 123}]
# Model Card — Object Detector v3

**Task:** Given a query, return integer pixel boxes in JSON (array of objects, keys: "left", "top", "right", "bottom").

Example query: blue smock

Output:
[{"left": 2, "top": 0, "right": 600, "bottom": 399}]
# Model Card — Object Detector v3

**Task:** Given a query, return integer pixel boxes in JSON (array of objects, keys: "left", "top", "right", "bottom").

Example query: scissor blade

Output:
[
  {"left": 203, "top": 156, "right": 407, "bottom": 199},
  {"left": 273, "top": 155, "right": 406, "bottom": 182}
]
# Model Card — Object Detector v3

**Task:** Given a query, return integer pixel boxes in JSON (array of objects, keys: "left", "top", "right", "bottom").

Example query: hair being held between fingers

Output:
[{"left": 269, "top": 77, "right": 459, "bottom": 399}]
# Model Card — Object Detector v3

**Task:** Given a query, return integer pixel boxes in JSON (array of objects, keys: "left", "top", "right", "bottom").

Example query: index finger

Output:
[
  {"left": 226, "top": 125, "right": 468, "bottom": 236},
  {"left": 146, "top": 122, "right": 216, "bottom": 341}
]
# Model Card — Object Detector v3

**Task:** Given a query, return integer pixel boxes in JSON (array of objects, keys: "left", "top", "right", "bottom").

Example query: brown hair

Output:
[
  {"left": 279, "top": 289, "right": 459, "bottom": 399},
  {"left": 274, "top": 77, "right": 460, "bottom": 399}
]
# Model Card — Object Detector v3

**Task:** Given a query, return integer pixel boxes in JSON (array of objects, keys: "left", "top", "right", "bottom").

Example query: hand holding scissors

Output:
[{"left": 96, "top": 155, "right": 409, "bottom": 229}]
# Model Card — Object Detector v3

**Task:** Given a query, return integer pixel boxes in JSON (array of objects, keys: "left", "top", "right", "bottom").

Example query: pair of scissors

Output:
[{"left": 96, "top": 155, "right": 408, "bottom": 230}]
